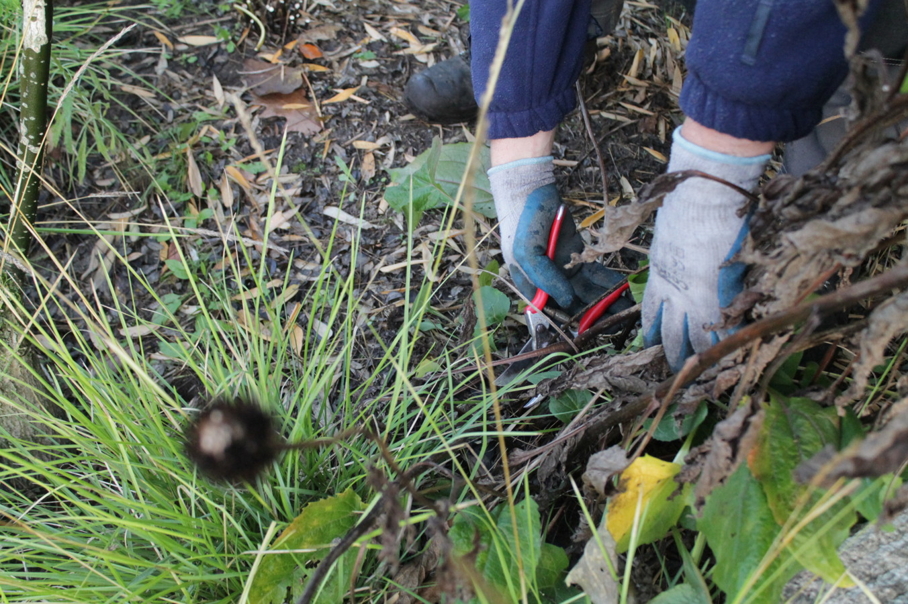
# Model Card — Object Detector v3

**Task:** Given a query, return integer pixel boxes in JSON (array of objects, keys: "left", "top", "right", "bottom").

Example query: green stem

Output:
[{"left": 12, "top": 0, "right": 52, "bottom": 256}]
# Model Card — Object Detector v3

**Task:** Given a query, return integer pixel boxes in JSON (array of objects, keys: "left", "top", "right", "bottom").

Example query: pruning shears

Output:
[{"left": 495, "top": 205, "right": 630, "bottom": 386}]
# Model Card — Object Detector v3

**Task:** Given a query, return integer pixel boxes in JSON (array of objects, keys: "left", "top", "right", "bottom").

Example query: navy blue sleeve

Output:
[
  {"left": 470, "top": 0, "right": 591, "bottom": 140},
  {"left": 680, "top": 0, "right": 884, "bottom": 142}
]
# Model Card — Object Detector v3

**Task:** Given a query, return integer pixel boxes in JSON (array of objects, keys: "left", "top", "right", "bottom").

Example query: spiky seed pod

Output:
[{"left": 185, "top": 398, "right": 281, "bottom": 482}]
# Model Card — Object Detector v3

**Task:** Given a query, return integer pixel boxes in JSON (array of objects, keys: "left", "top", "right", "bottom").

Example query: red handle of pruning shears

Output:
[
  {"left": 577, "top": 281, "right": 630, "bottom": 334},
  {"left": 527, "top": 205, "right": 566, "bottom": 314}
]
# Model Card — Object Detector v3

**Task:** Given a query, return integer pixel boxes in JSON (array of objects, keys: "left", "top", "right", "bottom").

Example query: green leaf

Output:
[
  {"left": 535, "top": 543, "right": 569, "bottom": 589},
  {"left": 450, "top": 499, "right": 542, "bottom": 598},
  {"left": 628, "top": 266, "right": 648, "bottom": 305},
  {"left": 384, "top": 138, "right": 493, "bottom": 226},
  {"left": 478, "top": 259, "right": 500, "bottom": 288},
  {"left": 699, "top": 464, "right": 798, "bottom": 603},
  {"left": 644, "top": 401, "right": 708, "bottom": 442},
  {"left": 473, "top": 286, "right": 510, "bottom": 327},
  {"left": 750, "top": 395, "right": 855, "bottom": 584},
  {"left": 649, "top": 583, "right": 708, "bottom": 604},
  {"left": 549, "top": 389, "right": 592, "bottom": 423},
  {"left": 248, "top": 488, "right": 365, "bottom": 604},
  {"left": 164, "top": 259, "right": 190, "bottom": 280},
  {"left": 456, "top": 3, "right": 470, "bottom": 22}
]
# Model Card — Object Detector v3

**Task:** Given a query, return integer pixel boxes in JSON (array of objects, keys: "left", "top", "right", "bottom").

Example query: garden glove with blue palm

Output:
[
  {"left": 642, "top": 128, "right": 770, "bottom": 372},
  {"left": 490, "top": 157, "right": 628, "bottom": 316}
]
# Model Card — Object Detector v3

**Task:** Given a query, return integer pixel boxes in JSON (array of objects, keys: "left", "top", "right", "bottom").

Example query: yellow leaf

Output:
[
  {"left": 389, "top": 26, "right": 420, "bottom": 46},
  {"left": 225, "top": 165, "right": 253, "bottom": 193},
  {"left": 152, "top": 30, "right": 173, "bottom": 49},
  {"left": 579, "top": 208, "right": 605, "bottom": 229},
  {"left": 323, "top": 87, "right": 359, "bottom": 104},
  {"left": 304, "top": 63, "right": 331, "bottom": 72},
  {"left": 643, "top": 147, "right": 667, "bottom": 162},
  {"left": 605, "top": 455, "right": 683, "bottom": 553}
]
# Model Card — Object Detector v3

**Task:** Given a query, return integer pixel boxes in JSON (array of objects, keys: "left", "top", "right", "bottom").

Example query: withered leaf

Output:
[
  {"left": 251, "top": 89, "right": 322, "bottom": 136},
  {"left": 683, "top": 399, "right": 764, "bottom": 507},
  {"left": 582, "top": 446, "right": 630, "bottom": 499},
  {"left": 299, "top": 43, "right": 323, "bottom": 59},
  {"left": 242, "top": 58, "right": 303, "bottom": 96},
  {"left": 836, "top": 290, "right": 908, "bottom": 408},
  {"left": 297, "top": 23, "right": 341, "bottom": 44}
]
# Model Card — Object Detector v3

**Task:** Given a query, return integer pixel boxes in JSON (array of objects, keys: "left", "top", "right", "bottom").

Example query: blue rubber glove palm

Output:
[{"left": 512, "top": 184, "right": 626, "bottom": 314}]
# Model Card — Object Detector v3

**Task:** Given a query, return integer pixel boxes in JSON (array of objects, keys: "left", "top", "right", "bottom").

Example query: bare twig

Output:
[{"left": 576, "top": 80, "right": 609, "bottom": 201}]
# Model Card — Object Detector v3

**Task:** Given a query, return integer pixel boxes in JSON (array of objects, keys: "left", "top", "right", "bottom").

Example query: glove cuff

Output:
[
  {"left": 669, "top": 127, "right": 770, "bottom": 193},
  {"left": 489, "top": 156, "right": 555, "bottom": 265}
]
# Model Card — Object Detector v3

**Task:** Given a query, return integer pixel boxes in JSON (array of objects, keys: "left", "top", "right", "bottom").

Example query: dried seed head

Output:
[{"left": 185, "top": 398, "right": 281, "bottom": 482}]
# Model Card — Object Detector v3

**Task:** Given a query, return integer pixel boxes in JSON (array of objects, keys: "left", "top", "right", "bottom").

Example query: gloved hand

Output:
[
  {"left": 642, "top": 128, "right": 770, "bottom": 371},
  {"left": 490, "top": 157, "right": 629, "bottom": 316}
]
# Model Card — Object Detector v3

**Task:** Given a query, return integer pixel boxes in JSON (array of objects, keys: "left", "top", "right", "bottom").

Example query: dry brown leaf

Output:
[
  {"left": 297, "top": 24, "right": 341, "bottom": 44},
  {"left": 361, "top": 151, "right": 376, "bottom": 182},
  {"left": 241, "top": 58, "right": 303, "bottom": 96},
  {"left": 682, "top": 400, "right": 764, "bottom": 507},
  {"left": 582, "top": 446, "right": 630, "bottom": 499},
  {"left": 252, "top": 89, "right": 322, "bottom": 136},
  {"left": 836, "top": 290, "right": 908, "bottom": 408},
  {"left": 299, "top": 43, "right": 323, "bottom": 59},
  {"left": 186, "top": 148, "right": 203, "bottom": 197},
  {"left": 119, "top": 84, "right": 155, "bottom": 99},
  {"left": 566, "top": 521, "right": 621, "bottom": 604},
  {"left": 303, "top": 63, "right": 331, "bottom": 72}
]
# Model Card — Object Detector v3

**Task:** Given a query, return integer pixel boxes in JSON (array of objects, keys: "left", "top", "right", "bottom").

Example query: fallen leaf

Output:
[
  {"left": 299, "top": 43, "right": 323, "bottom": 59},
  {"left": 241, "top": 58, "right": 303, "bottom": 96},
  {"left": 361, "top": 151, "right": 376, "bottom": 182},
  {"left": 362, "top": 22, "right": 386, "bottom": 41},
  {"left": 352, "top": 140, "right": 382, "bottom": 151},
  {"left": 323, "top": 87, "right": 360, "bottom": 104},
  {"left": 266, "top": 207, "right": 300, "bottom": 231},
  {"left": 186, "top": 148, "right": 203, "bottom": 197},
  {"left": 643, "top": 147, "right": 667, "bottom": 162},
  {"left": 119, "top": 324, "right": 159, "bottom": 338},
  {"left": 178, "top": 35, "right": 220, "bottom": 46},
  {"left": 119, "top": 84, "right": 156, "bottom": 99},
  {"left": 252, "top": 89, "right": 322, "bottom": 136},
  {"left": 296, "top": 23, "right": 341, "bottom": 44},
  {"left": 389, "top": 26, "right": 420, "bottom": 46},
  {"left": 152, "top": 31, "right": 173, "bottom": 49},
  {"left": 303, "top": 63, "right": 331, "bottom": 72},
  {"left": 323, "top": 206, "right": 375, "bottom": 229},
  {"left": 582, "top": 446, "right": 630, "bottom": 499},
  {"left": 211, "top": 74, "right": 224, "bottom": 107},
  {"left": 566, "top": 520, "right": 621, "bottom": 604}
]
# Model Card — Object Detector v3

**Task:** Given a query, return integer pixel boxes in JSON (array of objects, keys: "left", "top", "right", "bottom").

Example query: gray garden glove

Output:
[
  {"left": 642, "top": 128, "right": 770, "bottom": 372},
  {"left": 490, "top": 157, "right": 629, "bottom": 316}
]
